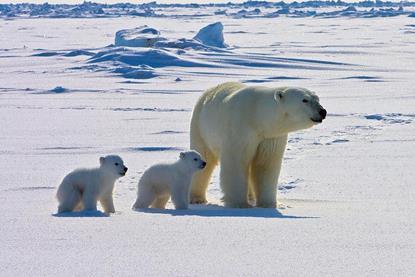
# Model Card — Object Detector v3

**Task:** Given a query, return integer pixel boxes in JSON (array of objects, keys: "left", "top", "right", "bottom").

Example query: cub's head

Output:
[
  {"left": 99, "top": 155, "right": 128, "bottom": 177},
  {"left": 274, "top": 87, "right": 326, "bottom": 132},
  {"left": 179, "top": 150, "right": 206, "bottom": 171}
]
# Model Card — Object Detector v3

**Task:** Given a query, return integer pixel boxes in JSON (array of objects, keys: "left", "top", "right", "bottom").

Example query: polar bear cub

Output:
[
  {"left": 56, "top": 155, "right": 128, "bottom": 214},
  {"left": 133, "top": 150, "right": 206, "bottom": 210}
]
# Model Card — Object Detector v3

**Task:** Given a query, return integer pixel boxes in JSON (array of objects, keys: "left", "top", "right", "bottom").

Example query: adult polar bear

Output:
[{"left": 190, "top": 82, "right": 326, "bottom": 208}]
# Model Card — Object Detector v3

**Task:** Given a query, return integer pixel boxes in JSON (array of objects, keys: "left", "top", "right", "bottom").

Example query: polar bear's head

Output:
[
  {"left": 274, "top": 87, "right": 326, "bottom": 133},
  {"left": 179, "top": 150, "right": 206, "bottom": 172},
  {"left": 99, "top": 155, "right": 128, "bottom": 178}
]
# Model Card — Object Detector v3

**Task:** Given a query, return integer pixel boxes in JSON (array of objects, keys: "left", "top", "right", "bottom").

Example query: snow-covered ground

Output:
[{"left": 1, "top": 2, "right": 415, "bottom": 276}]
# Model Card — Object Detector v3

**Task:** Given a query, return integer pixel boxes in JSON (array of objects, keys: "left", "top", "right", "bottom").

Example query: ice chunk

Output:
[
  {"left": 193, "top": 22, "right": 227, "bottom": 48},
  {"left": 114, "top": 26, "right": 165, "bottom": 47}
]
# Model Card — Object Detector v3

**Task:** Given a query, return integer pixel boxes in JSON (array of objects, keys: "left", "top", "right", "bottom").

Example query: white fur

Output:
[
  {"left": 56, "top": 155, "right": 127, "bottom": 213},
  {"left": 189, "top": 82, "right": 326, "bottom": 208},
  {"left": 133, "top": 150, "right": 206, "bottom": 210}
]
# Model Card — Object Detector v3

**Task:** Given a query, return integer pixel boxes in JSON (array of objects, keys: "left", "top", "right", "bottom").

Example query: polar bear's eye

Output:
[
  {"left": 193, "top": 158, "right": 198, "bottom": 161},
  {"left": 115, "top": 163, "right": 119, "bottom": 166},
  {"left": 302, "top": 99, "right": 309, "bottom": 103}
]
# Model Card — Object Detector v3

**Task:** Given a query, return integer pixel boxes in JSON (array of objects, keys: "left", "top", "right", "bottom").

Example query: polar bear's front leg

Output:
[
  {"left": 100, "top": 195, "right": 115, "bottom": 213},
  {"left": 252, "top": 135, "right": 288, "bottom": 208},
  {"left": 220, "top": 143, "right": 257, "bottom": 208}
]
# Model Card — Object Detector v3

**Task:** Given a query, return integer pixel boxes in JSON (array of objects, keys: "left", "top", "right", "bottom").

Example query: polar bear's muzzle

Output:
[
  {"left": 119, "top": 166, "right": 128, "bottom": 176},
  {"left": 311, "top": 108, "right": 327, "bottom": 123},
  {"left": 199, "top": 161, "right": 207, "bottom": 169}
]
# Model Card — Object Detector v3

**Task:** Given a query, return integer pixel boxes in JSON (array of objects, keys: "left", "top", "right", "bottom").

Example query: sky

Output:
[{"left": 1, "top": 0, "right": 400, "bottom": 4}]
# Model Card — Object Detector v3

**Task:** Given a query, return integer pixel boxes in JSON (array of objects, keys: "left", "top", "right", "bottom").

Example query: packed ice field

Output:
[{"left": 1, "top": 1, "right": 415, "bottom": 276}]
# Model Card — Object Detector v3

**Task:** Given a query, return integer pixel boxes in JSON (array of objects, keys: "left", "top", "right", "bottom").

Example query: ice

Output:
[
  {"left": 193, "top": 22, "right": 227, "bottom": 48},
  {"left": 2, "top": 1, "right": 415, "bottom": 19},
  {"left": 114, "top": 26, "right": 165, "bottom": 47}
]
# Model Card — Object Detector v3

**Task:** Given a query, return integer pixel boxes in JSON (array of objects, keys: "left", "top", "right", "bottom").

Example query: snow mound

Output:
[
  {"left": 64, "top": 50, "right": 95, "bottom": 57},
  {"left": 114, "top": 26, "right": 165, "bottom": 47},
  {"left": 112, "top": 65, "right": 158, "bottom": 79},
  {"left": 88, "top": 47, "right": 214, "bottom": 68},
  {"left": 193, "top": 22, "right": 227, "bottom": 48},
  {"left": 155, "top": 38, "right": 225, "bottom": 52}
]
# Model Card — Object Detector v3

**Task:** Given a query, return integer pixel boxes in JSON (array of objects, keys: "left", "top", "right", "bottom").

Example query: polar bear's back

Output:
[
  {"left": 194, "top": 82, "right": 248, "bottom": 137},
  {"left": 139, "top": 163, "right": 175, "bottom": 190},
  {"left": 202, "top": 82, "right": 246, "bottom": 104},
  {"left": 191, "top": 82, "right": 278, "bottom": 152}
]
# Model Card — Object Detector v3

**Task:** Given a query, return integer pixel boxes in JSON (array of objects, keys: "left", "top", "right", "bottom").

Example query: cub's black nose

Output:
[
  {"left": 319, "top": 109, "right": 327, "bottom": 119},
  {"left": 124, "top": 166, "right": 128, "bottom": 172},
  {"left": 202, "top": 162, "right": 207, "bottom": 167}
]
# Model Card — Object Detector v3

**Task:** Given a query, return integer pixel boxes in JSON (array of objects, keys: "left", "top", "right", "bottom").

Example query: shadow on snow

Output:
[
  {"left": 134, "top": 204, "right": 318, "bottom": 219},
  {"left": 52, "top": 210, "right": 109, "bottom": 217}
]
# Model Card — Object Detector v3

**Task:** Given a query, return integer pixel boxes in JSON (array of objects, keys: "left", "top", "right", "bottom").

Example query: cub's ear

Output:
[
  {"left": 179, "top": 152, "right": 185, "bottom": 159},
  {"left": 274, "top": 91, "right": 283, "bottom": 103},
  {"left": 99, "top": 157, "right": 105, "bottom": 165}
]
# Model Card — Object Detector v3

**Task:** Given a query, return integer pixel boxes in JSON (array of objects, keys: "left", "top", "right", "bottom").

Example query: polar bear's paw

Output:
[
  {"left": 257, "top": 202, "right": 277, "bottom": 209},
  {"left": 190, "top": 196, "right": 208, "bottom": 204}
]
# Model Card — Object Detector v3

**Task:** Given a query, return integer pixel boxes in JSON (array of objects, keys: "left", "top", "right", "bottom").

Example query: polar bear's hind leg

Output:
[
  {"left": 190, "top": 119, "right": 218, "bottom": 204},
  {"left": 57, "top": 186, "right": 82, "bottom": 213},
  {"left": 133, "top": 181, "right": 156, "bottom": 209},
  {"left": 151, "top": 194, "right": 170, "bottom": 209}
]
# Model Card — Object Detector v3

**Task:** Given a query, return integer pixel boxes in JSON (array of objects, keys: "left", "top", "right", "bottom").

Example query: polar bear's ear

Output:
[
  {"left": 274, "top": 91, "right": 283, "bottom": 103},
  {"left": 99, "top": 157, "right": 105, "bottom": 165},
  {"left": 179, "top": 152, "right": 185, "bottom": 159}
]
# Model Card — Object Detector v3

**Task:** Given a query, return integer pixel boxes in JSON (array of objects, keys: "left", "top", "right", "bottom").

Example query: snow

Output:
[{"left": 1, "top": 2, "right": 415, "bottom": 276}]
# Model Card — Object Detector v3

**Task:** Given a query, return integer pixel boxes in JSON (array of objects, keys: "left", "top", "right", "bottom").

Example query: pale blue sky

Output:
[{"left": 0, "top": 0, "right": 392, "bottom": 4}]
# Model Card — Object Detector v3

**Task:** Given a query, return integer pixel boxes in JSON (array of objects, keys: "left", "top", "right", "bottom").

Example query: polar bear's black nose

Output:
[
  {"left": 319, "top": 109, "right": 327, "bottom": 119},
  {"left": 124, "top": 166, "right": 128, "bottom": 172},
  {"left": 202, "top": 162, "right": 207, "bottom": 167}
]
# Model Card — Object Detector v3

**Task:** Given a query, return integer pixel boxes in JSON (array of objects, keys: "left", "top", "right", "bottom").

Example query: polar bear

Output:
[
  {"left": 190, "top": 82, "right": 326, "bottom": 208},
  {"left": 56, "top": 155, "right": 128, "bottom": 214},
  {"left": 132, "top": 150, "right": 206, "bottom": 210}
]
